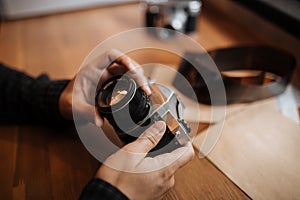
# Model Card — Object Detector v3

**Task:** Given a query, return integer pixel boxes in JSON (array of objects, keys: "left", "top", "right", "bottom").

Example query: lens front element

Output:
[{"left": 96, "top": 75, "right": 150, "bottom": 140}]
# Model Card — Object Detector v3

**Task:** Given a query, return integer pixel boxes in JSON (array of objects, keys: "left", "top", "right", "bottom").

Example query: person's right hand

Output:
[{"left": 95, "top": 121, "right": 194, "bottom": 200}]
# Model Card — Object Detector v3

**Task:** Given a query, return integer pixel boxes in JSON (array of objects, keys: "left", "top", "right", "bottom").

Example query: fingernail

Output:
[
  {"left": 142, "top": 85, "right": 152, "bottom": 95},
  {"left": 129, "top": 62, "right": 137, "bottom": 71},
  {"left": 153, "top": 121, "right": 166, "bottom": 132}
]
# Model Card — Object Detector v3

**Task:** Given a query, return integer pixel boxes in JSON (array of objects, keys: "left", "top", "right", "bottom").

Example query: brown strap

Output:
[{"left": 173, "top": 46, "right": 296, "bottom": 105}]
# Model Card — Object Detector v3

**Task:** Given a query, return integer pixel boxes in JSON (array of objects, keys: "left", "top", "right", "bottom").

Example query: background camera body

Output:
[
  {"left": 144, "top": 0, "right": 201, "bottom": 33},
  {"left": 96, "top": 75, "right": 191, "bottom": 153}
]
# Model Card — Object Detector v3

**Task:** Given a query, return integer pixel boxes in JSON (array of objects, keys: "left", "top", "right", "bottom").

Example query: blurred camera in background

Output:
[{"left": 143, "top": 0, "right": 202, "bottom": 38}]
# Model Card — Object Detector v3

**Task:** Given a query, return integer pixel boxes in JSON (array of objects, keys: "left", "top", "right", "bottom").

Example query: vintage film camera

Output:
[
  {"left": 95, "top": 75, "right": 190, "bottom": 155},
  {"left": 144, "top": 0, "right": 201, "bottom": 34}
]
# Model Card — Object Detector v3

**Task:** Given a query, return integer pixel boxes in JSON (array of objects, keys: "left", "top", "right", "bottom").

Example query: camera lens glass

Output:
[
  {"left": 107, "top": 89, "right": 127, "bottom": 106},
  {"left": 96, "top": 75, "right": 150, "bottom": 136},
  {"left": 97, "top": 76, "right": 133, "bottom": 108}
]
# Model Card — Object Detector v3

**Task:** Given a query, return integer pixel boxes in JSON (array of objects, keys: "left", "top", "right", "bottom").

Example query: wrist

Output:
[
  {"left": 58, "top": 81, "right": 73, "bottom": 120},
  {"left": 79, "top": 178, "right": 129, "bottom": 200}
]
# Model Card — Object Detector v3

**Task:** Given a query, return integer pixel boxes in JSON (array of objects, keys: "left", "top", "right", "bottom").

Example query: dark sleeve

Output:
[
  {"left": 0, "top": 63, "right": 70, "bottom": 125},
  {"left": 79, "top": 178, "right": 129, "bottom": 200}
]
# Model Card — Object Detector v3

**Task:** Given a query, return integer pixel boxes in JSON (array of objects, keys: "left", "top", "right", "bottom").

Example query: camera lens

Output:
[
  {"left": 98, "top": 76, "right": 132, "bottom": 107},
  {"left": 96, "top": 75, "right": 150, "bottom": 136}
]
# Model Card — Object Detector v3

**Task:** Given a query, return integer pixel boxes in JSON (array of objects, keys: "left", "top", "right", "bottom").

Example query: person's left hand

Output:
[{"left": 58, "top": 49, "right": 151, "bottom": 126}]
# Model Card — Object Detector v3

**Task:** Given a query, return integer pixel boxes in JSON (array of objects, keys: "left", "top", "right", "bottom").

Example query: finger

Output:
[
  {"left": 154, "top": 142, "right": 194, "bottom": 175},
  {"left": 84, "top": 49, "right": 146, "bottom": 88},
  {"left": 89, "top": 49, "right": 123, "bottom": 69},
  {"left": 165, "top": 176, "right": 175, "bottom": 191},
  {"left": 111, "top": 50, "right": 136, "bottom": 70},
  {"left": 94, "top": 107, "right": 104, "bottom": 127},
  {"left": 123, "top": 121, "right": 166, "bottom": 154},
  {"left": 157, "top": 175, "right": 175, "bottom": 199},
  {"left": 169, "top": 142, "right": 194, "bottom": 172},
  {"left": 106, "top": 50, "right": 152, "bottom": 95},
  {"left": 73, "top": 101, "right": 103, "bottom": 127},
  {"left": 128, "top": 69, "right": 152, "bottom": 96}
]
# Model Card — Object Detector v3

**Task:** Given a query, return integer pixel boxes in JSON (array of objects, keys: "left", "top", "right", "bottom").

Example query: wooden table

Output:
[{"left": 0, "top": 2, "right": 266, "bottom": 199}]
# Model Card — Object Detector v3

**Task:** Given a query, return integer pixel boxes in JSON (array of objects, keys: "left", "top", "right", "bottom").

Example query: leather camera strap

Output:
[{"left": 173, "top": 46, "right": 296, "bottom": 105}]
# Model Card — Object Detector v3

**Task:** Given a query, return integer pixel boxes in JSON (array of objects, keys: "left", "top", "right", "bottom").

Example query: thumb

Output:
[
  {"left": 124, "top": 121, "right": 166, "bottom": 154},
  {"left": 73, "top": 102, "right": 103, "bottom": 127}
]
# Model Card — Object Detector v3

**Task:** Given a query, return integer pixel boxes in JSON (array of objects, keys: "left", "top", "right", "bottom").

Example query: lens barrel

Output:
[{"left": 96, "top": 75, "right": 150, "bottom": 137}]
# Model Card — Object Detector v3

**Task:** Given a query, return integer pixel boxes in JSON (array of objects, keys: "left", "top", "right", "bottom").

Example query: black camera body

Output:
[
  {"left": 144, "top": 0, "right": 201, "bottom": 34},
  {"left": 95, "top": 75, "right": 190, "bottom": 155}
]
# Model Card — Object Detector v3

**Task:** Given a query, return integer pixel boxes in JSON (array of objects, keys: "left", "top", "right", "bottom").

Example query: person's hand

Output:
[
  {"left": 95, "top": 121, "right": 195, "bottom": 200},
  {"left": 59, "top": 49, "right": 151, "bottom": 125}
]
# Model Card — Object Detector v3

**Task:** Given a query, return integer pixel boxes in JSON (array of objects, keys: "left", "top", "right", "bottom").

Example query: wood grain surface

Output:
[{"left": 0, "top": 2, "right": 278, "bottom": 199}]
